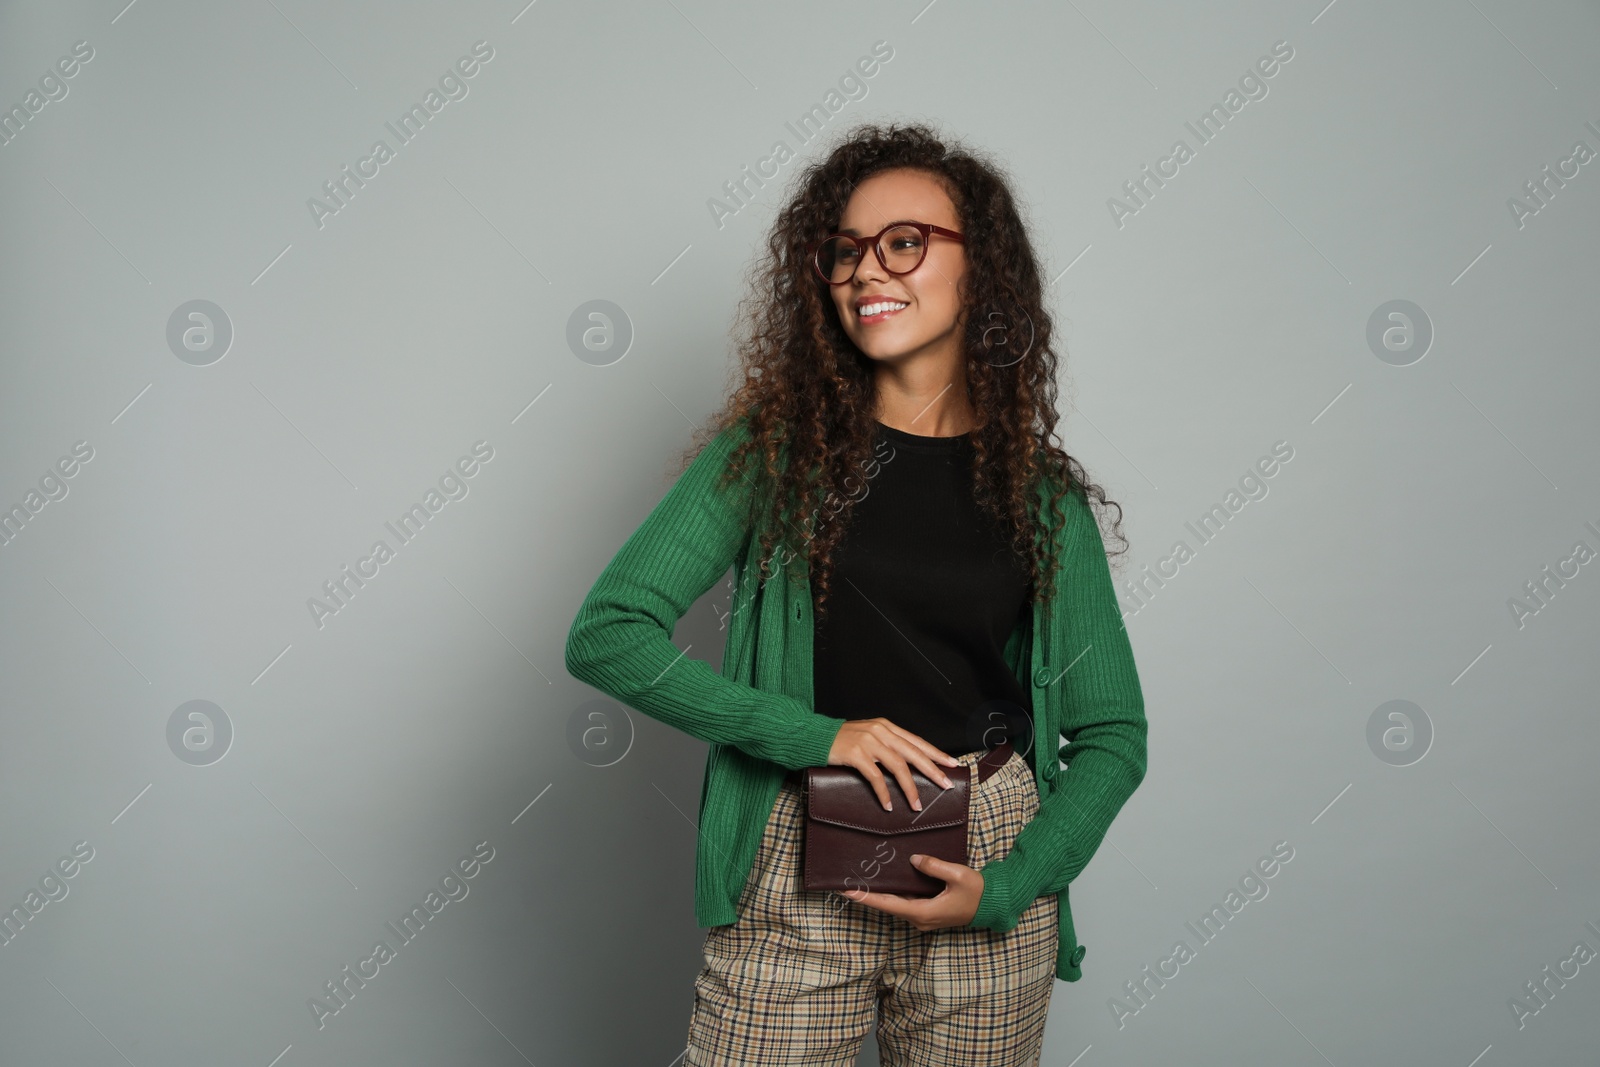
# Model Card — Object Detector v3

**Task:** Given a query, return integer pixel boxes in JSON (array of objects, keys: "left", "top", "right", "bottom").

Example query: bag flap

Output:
[{"left": 805, "top": 768, "right": 969, "bottom": 835}]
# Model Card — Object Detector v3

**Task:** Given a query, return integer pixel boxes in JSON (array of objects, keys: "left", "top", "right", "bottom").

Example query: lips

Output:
[{"left": 855, "top": 299, "right": 909, "bottom": 324}]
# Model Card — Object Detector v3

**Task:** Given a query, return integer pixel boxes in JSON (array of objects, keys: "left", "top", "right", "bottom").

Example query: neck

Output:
[{"left": 873, "top": 387, "right": 979, "bottom": 437}]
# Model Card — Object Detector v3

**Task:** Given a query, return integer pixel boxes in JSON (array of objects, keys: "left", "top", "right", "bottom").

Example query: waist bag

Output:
[{"left": 799, "top": 741, "right": 1014, "bottom": 897}]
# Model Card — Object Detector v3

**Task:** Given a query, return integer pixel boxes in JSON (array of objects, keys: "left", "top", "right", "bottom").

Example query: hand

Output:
[
  {"left": 838, "top": 857, "right": 984, "bottom": 930},
  {"left": 827, "top": 718, "right": 963, "bottom": 812}
]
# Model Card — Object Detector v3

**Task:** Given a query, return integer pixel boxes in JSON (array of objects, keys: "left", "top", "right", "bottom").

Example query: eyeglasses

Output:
[{"left": 808, "top": 221, "right": 965, "bottom": 286}]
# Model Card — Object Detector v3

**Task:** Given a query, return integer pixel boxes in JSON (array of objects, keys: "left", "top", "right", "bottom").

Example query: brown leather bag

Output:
[{"left": 800, "top": 741, "right": 1014, "bottom": 897}]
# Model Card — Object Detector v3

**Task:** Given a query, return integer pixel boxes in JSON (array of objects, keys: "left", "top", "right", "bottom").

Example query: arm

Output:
[
  {"left": 968, "top": 488, "right": 1148, "bottom": 931},
  {"left": 563, "top": 419, "right": 845, "bottom": 770}
]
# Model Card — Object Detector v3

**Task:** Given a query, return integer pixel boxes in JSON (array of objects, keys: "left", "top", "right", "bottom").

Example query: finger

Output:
[
  {"left": 859, "top": 761, "right": 893, "bottom": 811},
  {"left": 878, "top": 752, "right": 923, "bottom": 812},
  {"left": 906, "top": 731, "right": 964, "bottom": 769},
  {"left": 884, "top": 731, "right": 960, "bottom": 789},
  {"left": 840, "top": 887, "right": 909, "bottom": 917},
  {"left": 883, "top": 716, "right": 953, "bottom": 767},
  {"left": 904, "top": 745, "right": 958, "bottom": 791},
  {"left": 910, "top": 853, "right": 960, "bottom": 883}
]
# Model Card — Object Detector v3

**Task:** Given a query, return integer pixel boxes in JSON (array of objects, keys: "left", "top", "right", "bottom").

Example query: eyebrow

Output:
[{"left": 837, "top": 218, "right": 923, "bottom": 236}]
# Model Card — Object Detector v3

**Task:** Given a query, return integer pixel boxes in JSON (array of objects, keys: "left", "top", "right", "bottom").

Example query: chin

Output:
[
  {"left": 845, "top": 329, "right": 910, "bottom": 358},
  {"left": 859, "top": 345, "right": 916, "bottom": 363}
]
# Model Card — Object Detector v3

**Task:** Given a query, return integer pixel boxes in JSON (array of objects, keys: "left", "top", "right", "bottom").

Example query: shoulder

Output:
[
  {"left": 691, "top": 415, "right": 759, "bottom": 491},
  {"left": 1032, "top": 470, "right": 1106, "bottom": 564},
  {"left": 679, "top": 412, "right": 750, "bottom": 473},
  {"left": 1033, "top": 465, "right": 1092, "bottom": 523},
  {"left": 669, "top": 413, "right": 765, "bottom": 523}
]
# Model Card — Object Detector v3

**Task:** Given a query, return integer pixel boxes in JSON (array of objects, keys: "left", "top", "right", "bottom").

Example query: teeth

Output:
[{"left": 857, "top": 301, "right": 908, "bottom": 317}]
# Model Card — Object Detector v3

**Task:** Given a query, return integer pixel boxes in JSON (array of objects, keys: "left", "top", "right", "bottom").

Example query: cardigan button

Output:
[
  {"left": 1032, "top": 667, "right": 1052, "bottom": 687},
  {"left": 1070, "top": 944, "right": 1086, "bottom": 967}
]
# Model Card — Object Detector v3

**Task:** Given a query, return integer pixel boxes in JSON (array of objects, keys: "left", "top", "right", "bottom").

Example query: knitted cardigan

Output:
[{"left": 564, "top": 415, "right": 1147, "bottom": 982}]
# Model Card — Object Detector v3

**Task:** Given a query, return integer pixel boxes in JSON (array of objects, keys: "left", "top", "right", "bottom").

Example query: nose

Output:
[{"left": 853, "top": 245, "right": 891, "bottom": 285}]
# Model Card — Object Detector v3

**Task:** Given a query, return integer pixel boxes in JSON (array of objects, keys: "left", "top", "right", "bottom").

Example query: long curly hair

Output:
[{"left": 676, "top": 120, "right": 1126, "bottom": 623}]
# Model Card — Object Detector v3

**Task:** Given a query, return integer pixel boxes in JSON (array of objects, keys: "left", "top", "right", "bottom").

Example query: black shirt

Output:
[{"left": 810, "top": 420, "right": 1035, "bottom": 758}]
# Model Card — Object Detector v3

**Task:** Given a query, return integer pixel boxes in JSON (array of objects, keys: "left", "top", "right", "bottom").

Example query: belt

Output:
[{"left": 784, "top": 739, "right": 1014, "bottom": 787}]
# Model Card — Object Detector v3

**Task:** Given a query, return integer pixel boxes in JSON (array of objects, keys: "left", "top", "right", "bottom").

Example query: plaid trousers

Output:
[{"left": 685, "top": 747, "right": 1059, "bottom": 1067}]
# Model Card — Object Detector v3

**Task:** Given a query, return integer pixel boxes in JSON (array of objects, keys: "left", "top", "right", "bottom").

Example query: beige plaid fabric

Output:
[{"left": 685, "top": 747, "right": 1059, "bottom": 1066}]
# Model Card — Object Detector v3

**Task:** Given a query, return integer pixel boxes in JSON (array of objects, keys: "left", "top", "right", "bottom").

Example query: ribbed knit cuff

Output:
[
  {"left": 968, "top": 856, "right": 1020, "bottom": 932},
  {"left": 748, "top": 709, "right": 846, "bottom": 771},
  {"left": 786, "top": 713, "right": 846, "bottom": 770}
]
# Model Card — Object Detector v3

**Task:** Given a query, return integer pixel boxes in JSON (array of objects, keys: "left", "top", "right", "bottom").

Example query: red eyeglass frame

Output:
[{"left": 807, "top": 221, "right": 966, "bottom": 285}]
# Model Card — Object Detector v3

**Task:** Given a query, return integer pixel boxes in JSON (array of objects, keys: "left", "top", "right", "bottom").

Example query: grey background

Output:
[{"left": 2, "top": 0, "right": 1597, "bottom": 1064}]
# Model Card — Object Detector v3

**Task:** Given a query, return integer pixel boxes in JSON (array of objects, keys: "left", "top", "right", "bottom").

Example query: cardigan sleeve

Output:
[
  {"left": 564, "top": 420, "right": 846, "bottom": 771},
  {"left": 968, "top": 488, "right": 1148, "bottom": 932}
]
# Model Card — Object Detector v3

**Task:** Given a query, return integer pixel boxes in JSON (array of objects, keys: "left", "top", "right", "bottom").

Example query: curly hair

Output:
[{"left": 676, "top": 120, "right": 1127, "bottom": 623}]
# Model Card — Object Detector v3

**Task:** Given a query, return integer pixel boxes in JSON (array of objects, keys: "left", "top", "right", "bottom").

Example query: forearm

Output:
[
  {"left": 969, "top": 488, "right": 1149, "bottom": 931},
  {"left": 566, "top": 598, "right": 843, "bottom": 769},
  {"left": 564, "top": 420, "right": 844, "bottom": 770},
  {"left": 969, "top": 719, "right": 1145, "bottom": 930}
]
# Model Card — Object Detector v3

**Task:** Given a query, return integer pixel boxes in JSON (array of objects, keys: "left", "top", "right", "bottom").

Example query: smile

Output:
[{"left": 857, "top": 300, "right": 908, "bottom": 323}]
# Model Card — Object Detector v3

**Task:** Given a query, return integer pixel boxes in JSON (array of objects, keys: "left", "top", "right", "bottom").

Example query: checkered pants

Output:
[{"left": 685, "top": 747, "right": 1059, "bottom": 1066}]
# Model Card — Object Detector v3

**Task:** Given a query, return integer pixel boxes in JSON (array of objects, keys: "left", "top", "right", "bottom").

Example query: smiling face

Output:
[{"left": 825, "top": 168, "right": 968, "bottom": 367}]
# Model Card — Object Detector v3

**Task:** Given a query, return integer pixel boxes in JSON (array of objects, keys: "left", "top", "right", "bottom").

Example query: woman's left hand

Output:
[{"left": 836, "top": 856, "right": 983, "bottom": 931}]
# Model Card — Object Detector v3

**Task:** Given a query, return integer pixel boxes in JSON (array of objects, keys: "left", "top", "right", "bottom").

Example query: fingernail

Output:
[
  {"left": 912, "top": 799, "right": 922, "bottom": 810},
  {"left": 941, "top": 778, "right": 954, "bottom": 789}
]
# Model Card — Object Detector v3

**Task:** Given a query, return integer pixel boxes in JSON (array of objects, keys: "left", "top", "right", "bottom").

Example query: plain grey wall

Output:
[{"left": 2, "top": 0, "right": 1597, "bottom": 1064}]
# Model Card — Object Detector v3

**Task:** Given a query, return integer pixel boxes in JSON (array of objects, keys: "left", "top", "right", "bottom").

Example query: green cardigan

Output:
[{"left": 564, "top": 416, "right": 1147, "bottom": 982}]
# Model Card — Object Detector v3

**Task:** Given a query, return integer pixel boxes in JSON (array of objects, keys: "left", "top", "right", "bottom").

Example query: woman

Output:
[{"left": 565, "top": 121, "right": 1147, "bottom": 1067}]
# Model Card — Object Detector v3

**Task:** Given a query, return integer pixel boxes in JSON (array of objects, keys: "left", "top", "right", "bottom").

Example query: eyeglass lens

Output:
[{"left": 815, "top": 224, "right": 927, "bottom": 283}]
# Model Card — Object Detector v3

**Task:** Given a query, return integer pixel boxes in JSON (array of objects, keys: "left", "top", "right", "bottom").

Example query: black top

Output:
[{"left": 810, "top": 420, "right": 1035, "bottom": 758}]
